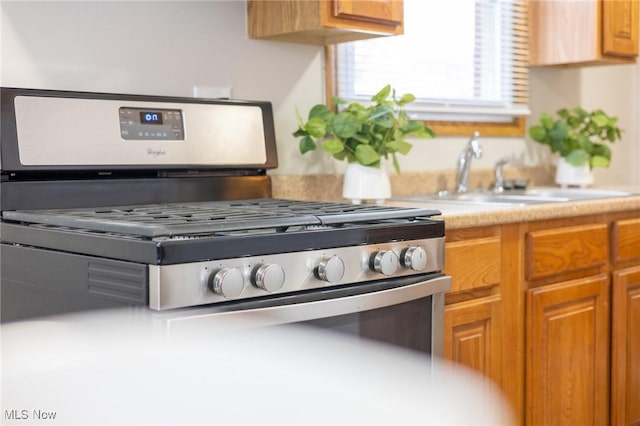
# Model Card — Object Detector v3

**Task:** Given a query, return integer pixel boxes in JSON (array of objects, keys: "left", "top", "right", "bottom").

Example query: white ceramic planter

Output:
[
  {"left": 555, "top": 157, "right": 594, "bottom": 188},
  {"left": 342, "top": 162, "right": 391, "bottom": 204}
]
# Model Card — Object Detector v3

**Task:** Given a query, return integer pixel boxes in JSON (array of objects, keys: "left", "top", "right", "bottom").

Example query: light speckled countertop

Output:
[
  {"left": 270, "top": 172, "right": 639, "bottom": 230},
  {"left": 386, "top": 190, "right": 640, "bottom": 229}
]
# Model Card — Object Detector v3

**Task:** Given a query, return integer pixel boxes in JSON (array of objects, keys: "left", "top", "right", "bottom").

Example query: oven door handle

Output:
[{"left": 163, "top": 275, "right": 451, "bottom": 330}]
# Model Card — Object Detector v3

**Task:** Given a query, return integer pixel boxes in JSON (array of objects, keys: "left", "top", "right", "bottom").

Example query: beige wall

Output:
[
  {"left": 1, "top": 1, "right": 638, "bottom": 185},
  {"left": 581, "top": 64, "right": 640, "bottom": 185}
]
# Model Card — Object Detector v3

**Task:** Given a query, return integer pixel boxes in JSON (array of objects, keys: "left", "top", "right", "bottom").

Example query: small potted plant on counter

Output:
[
  {"left": 528, "top": 107, "right": 622, "bottom": 187},
  {"left": 293, "top": 84, "right": 435, "bottom": 203}
]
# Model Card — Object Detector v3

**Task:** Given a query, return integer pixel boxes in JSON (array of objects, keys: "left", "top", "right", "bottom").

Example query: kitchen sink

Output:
[
  {"left": 513, "top": 187, "right": 635, "bottom": 200},
  {"left": 393, "top": 187, "right": 636, "bottom": 206}
]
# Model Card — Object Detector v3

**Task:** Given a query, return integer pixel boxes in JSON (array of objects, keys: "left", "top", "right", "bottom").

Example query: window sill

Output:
[{"left": 428, "top": 117, "right": 526, "bottom": 137}]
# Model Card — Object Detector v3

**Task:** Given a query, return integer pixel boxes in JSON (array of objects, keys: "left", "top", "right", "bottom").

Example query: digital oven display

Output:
[
  {"left": 140, "top": 111, "right": 163, "bottom": 125},
  {"left": 119, "top": 107, "right": 184, "bottom": 140}
]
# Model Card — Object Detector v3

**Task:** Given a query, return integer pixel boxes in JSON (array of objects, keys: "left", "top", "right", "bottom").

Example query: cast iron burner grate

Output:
[{"left": 2, "top": 199, "right": 440, "bottom": 238}]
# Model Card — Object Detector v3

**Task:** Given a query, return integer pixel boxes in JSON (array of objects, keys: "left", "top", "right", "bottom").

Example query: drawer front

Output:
[
  {"left": 526, "top": 224, "right": 608, "bottom": 281},
  {"left": 613, "top": 218, "right": 640, "bottom": 264},
  {"left": 445, "top": 236, "right": 501, "bottom": 293}
]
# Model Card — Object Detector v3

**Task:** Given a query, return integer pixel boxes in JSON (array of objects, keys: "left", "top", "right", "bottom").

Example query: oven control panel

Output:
[
  {"left": 119, "top": 107, "right": 185, "bottom": 140},
  {"left": 13, "top": 94, "right": 270, "bottom": 167},
  {"left": 148, "top": 237, "right": 445, "bottom": 310}
]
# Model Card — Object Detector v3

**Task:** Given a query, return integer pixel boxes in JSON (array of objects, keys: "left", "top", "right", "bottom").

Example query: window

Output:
[{"left": 329, "top": 0, "right": 529, "bottom": 136}]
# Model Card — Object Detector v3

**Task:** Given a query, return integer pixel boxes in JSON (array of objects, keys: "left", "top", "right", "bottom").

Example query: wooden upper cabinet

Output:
[
  {"left": 603, "top": 0, "right": 640, "bottom": 57},
  {"left": 529, "top": 0, "right": 639, "bottom": 66},
  {"left": 247, "top": 0, "right": 404, "bottom": 45},
  {"left": 332, "top": 0, "right": 402, "bottom": 26}
]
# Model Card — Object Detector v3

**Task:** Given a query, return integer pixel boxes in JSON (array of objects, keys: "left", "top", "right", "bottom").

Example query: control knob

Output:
[
  {"left": 252, "top": 263, "right": 286, "bottom": 293},
  {"left": 209, "top": 268, "right": 245, "bottom": 299},
  {"left": 402, "top": 246, "right": 428, "bottom": 271},
  {"left": 370, "top": 250, "right": 399, "bottom": 276},
  {"left": 316, "top": 255, "right": 345, "bottom": 283}
]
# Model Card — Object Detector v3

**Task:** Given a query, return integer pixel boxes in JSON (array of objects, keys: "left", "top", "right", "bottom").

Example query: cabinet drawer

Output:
[
  {"left": 445, "top": 236, "right": 501, "bottom": 293},
  {"left": 612, "top": 218, "right": 640, "bottom": 263},
  {"left": 526, "top": 224, "right": 608, "bottom": 280}
]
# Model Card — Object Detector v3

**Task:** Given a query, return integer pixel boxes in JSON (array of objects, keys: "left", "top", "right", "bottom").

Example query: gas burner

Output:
[{"left": 3, "top": 200, "right": 440, "bottom": 238}]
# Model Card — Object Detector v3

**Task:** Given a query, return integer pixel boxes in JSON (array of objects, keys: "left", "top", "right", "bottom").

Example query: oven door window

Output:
[{"left": 302, "top": 296, "right": 433, "bottom": 354}]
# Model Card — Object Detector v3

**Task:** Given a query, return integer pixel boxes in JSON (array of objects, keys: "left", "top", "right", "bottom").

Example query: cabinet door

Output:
[
  {"left": 612, "top": 218, "right": 640, "bottom": 264},
  {"left": 444, "top": 296, "right": 502, "bottom": 386},
  {"left": 529, "top": 0, "right": 638, "bottom": 65},
  {"left": 247, "top": 0, "right": 403, "bottom": 44},
  {"left": 611, "top": 266, "right": 640, "bottom": 426},
  {"left": 603, "top": 0, "right": 640, "bottom": 57},
  {"left": 333, "top": 0, "right": 402, "bottom": 25},
  {"left": 528, "top": 0, "right": 600, "bottom": 65},
  {"left": 526, "top": 275, "right": 610, "bottom": 426}
]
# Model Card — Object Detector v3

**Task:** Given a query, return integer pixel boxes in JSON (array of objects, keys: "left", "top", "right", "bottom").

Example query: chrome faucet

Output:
[
  {"left": 493, "top": 157, "right": 509, "bottom": 193},
  {"left": 455, "top": 131, "right": 482, "bottom": 193}
]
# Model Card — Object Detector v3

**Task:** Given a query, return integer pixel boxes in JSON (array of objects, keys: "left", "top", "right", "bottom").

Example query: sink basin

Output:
[
  {"left": 515, "top": 187, "right": 634, "bottom": 200},
  {"left": 432, "top": 192, "right": 565, "bottom": 204},
  {"left": 393, "top": 187, "right": 636, "bottom": 207}
]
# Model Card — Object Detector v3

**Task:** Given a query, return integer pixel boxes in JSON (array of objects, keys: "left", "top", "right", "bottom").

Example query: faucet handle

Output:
[
  {"left": 493, "top": 158, "right": 509, "bottom": 193},
  {"left": 495, "top": 157, "right": 509, "bottom": 168},
  {"left": 468, "top": 131, "right": 482, "bottom": 158}
]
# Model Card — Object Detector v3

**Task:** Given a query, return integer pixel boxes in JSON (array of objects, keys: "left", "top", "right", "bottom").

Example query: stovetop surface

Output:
[{"left": 2, "top": 199, "right": 441, "bottom": 238}]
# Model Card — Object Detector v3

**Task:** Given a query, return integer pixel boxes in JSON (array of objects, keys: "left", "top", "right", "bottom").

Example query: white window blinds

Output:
[{"left": 335, "top": 0, "right": 529, "bottom": 123}]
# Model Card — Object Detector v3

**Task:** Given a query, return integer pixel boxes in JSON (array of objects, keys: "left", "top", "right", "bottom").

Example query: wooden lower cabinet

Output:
[
  {"left": 611, "top": 266, "right": 640, "bottom": 426},
  {"left": 526, "top": 274, "right": 610, "bottom": 426},
  {"left": 444, "top": 295, "right": 502, "bottom": 385},
  {"left": 441, "top": 210, "right": 639, "bottom": 426},
  {"left": 442, "top": 226, "right": 522, "bottom": 419}
]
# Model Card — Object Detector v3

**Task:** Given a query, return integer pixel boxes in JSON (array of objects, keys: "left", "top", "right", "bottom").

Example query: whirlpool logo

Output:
[{"left": 146, "top": 148, "right": 166, "bottom": 157}]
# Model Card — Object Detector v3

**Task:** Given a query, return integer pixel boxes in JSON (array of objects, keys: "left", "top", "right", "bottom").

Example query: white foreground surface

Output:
[{"left": 2, "top": 310, "right": 514, "bottom": 425}]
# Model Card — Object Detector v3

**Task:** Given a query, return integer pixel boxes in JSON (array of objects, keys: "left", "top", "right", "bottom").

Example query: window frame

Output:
[{"left": 323, "top": 0, "right": 528, "bottom": 138}]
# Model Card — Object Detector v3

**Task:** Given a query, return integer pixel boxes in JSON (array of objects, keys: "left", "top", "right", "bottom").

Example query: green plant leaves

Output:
[
  {"left": 548, "top": 121, "right": 569, "bottom": 144},
  {"left": 292, "top": 84, "right": 435, "bottom": 173},
  {"left": 305, "top": 117, "right": 327, "bottom": 138},
  {"left": 372, "top": 84, "right": 391, "bottom": 104},
  {"left": 529, "top": 125, "right": 546, "bottom": 142},
  {"left": 368, "top": 106, "right": 394, "bottom": 128},
  {"left": 366, "top": 105, "right": 394, "bottom": 122},
  {"left": 540, "top": 112, "right": 554, "bottom": 129},
  {"left": 321, "top": 139, "right": 344, "bottom": 154},
  {"left": 392, "top": 153, "right": 401, "bottom": 174},
  {"left": 308, "top": 104, "right": 333, "bottom": 122},
  {"left": 355, "top": 144, "right": 380, "bottom": 165},
  {"left": 590, "top": 156, "right": 610, "bottom": 168},
  {"left": 565, "top": 149, "right": 590, "bottom": 166},
  {"left": 590, "top": 112, "right": 607, "bottom": 127},
  {"left": 528, "top": 107, "right": 622, "bottom": 169},
  {"left": 299, "top": 136, "right": 317, "bottom": 154},
  {"left": 396, "top": 93, "right": 416, "bottom": 106},
  {"left": 331, "top": 113, "right": 360, "bottom": 138},
  {"left": 386, "top": 140, "right": 412, "bottom": 155}
]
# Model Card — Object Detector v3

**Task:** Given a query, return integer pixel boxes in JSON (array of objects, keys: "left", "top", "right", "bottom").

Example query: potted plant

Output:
[
  {"left": 293, "top": 84, "right": 434, "bottom": 202},
  {"left": 528, "top": 107, "right": 622, "bottom": 187}
]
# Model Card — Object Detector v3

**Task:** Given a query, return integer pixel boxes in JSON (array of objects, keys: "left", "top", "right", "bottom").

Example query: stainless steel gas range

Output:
[{"left": 0, "top": 88, "right": 450, "bottom": 355}]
